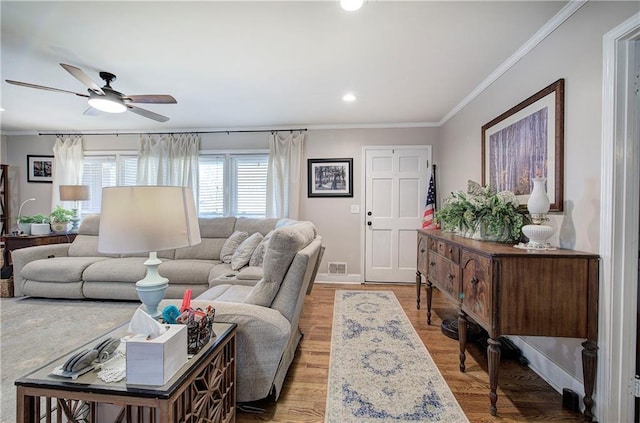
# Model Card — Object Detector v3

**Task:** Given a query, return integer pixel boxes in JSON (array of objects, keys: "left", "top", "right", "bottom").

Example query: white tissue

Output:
[{"left": 128, "top": 308, "right": 167, "bottom": 339}]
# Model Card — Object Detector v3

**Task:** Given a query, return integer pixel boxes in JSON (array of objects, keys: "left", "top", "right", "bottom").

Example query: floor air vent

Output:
[{"left": 328, "top": 262, "right": 347, "bottom": 275}]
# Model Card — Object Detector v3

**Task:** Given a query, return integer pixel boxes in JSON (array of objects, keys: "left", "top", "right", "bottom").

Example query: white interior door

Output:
[{"left": 364, "top": 146, "right": 430, "bottom": 282}]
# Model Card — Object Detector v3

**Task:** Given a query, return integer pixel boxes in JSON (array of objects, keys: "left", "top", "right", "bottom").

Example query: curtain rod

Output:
[{"left": 38, "top": 128, "right": 308, "bottom": 137}]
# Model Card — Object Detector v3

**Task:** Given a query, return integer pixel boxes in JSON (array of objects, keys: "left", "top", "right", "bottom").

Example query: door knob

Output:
[
  {"left": 367, "top": 221, "right": 372, "bottom": 226},
  {"left": 367, "top": 211, "right": 372, "bottom": 216}
]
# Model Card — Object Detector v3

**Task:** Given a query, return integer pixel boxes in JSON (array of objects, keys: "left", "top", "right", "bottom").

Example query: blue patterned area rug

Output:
[{"left": 325, "top": 290, "right": 469, "bottom": 423}]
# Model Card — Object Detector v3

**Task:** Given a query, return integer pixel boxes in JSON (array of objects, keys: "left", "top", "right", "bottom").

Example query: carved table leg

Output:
[
  {"left": 416, "top": 271, "right": 421, "bottom": 310},
  {"left": 458, "top": 311, "right": 467, "bottom": 372},
  {"left": 581, "top": 340, "right": 598, "bottom": 421},
  {"left": 487, "top": 337, "right": 501, "bottom": 416},
  {"left": 426, "top": 281, "right": 433, "bottom": 325}
]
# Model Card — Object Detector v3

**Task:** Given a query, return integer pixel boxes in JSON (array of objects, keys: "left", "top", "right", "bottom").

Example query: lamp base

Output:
[
  {"left": 521, "top": 224, "right": 554, "bottom": 248},
  {"left": 136, "top": 282, "right": 168, "bottom": 319},
  {"left": 136, "top": 251, "right": 169, "bottom": 319}
]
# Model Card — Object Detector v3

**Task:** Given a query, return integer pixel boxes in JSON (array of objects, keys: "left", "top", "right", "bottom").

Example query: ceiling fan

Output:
[{"left": 5, "top": 63, "right": 177, "bottom": 122}]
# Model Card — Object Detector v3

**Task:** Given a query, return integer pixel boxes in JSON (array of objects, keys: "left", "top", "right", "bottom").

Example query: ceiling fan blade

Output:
[
  {"left": 127, "top": 105, "right": 170, "bottom": 122},
  {"left": 5, "top": 80, "right": 89, "bottom": 98},
  {"left": 60, "top": 63, "right": 104, "bottom": 95},
  {"left": 125, "top": 94, "right": 177, "bottom": 104},
  {"left": 83, "top": 107, "right": 101, "bottom": 116}
]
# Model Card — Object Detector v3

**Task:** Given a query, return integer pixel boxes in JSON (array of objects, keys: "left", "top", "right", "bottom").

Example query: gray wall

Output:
[
  {"left": 438, "top": 1, "right": 638, "bottom": 385},
  {"left": 3, "top": 126, "right": 438, "bottom": 277}
]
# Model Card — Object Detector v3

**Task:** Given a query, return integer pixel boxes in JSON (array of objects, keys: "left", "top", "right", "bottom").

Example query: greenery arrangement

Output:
[
  {"left": 435, "top": 180, "right": 527, "bottom": 243},
  {"left": 18, "top": 213, "right": 49, "bottom": 224},
  {"left": 49, "top": 205, "right": 75, "bottom": 223}
]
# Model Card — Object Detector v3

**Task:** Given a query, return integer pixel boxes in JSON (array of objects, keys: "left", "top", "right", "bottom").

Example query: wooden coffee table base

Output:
[{"left": 16, "top": 324, "right": 236, "bottom": 423}]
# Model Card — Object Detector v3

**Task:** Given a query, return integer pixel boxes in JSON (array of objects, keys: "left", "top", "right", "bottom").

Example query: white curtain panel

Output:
[
  {"left": 52, "top": 136, "right": 84, "bottom": 211},
  {"left": 266, "top": 132, "right": 304, "bottom": 219},
  {"left": 137, "top": 134, "right": 200, "bottom": 190}
]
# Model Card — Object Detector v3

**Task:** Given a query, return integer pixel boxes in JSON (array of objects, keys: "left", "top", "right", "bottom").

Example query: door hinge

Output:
[{"left": 635, "top": 376, "right": 640, "bottom": 398}]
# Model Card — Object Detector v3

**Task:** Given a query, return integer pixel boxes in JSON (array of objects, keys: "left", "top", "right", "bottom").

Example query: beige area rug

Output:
[
  {"left": 0, "top": 296, "right": 139, "bottom": 423},
  {"left": 325, "top": 290, "right": 469, "bottom": 423}
]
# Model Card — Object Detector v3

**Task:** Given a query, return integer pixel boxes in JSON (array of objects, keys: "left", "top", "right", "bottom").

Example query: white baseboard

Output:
[
  {"left": 315, "top": 273, "right": 362, "bottom": 283},
  {"left": 506, "top": 336, "right": 585, "bottom": 406}
]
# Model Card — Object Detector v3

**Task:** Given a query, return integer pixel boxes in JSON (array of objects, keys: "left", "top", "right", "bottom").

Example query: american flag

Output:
[{"left": 422, "top": 173, "right": 438, "bottom": 229}]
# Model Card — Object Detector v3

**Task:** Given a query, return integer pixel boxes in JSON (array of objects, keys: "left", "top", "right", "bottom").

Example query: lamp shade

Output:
[
  {"left": 98, "top": 186, "right": 201, "bottom": 254},
  {"left": 59, "top": 185, "right": 90, "bottom": 201}
]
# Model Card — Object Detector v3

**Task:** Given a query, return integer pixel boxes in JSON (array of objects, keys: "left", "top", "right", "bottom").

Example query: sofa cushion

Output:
[
  {"left": 197, "top": 284, "right": 253, "bottom": 303},
  {"left": 249, "top": 230, "right": 273, "bottom": 267},
  {"left": 68, "top": 235, "right": 120, "bottom": 258},
  {"left": 236, "top": 266, "right": 263, "bottom": 281},
  {"left": 158, "top": 259, "right": 217, "bottom": 285},
  {"left": 197, "top": 216, "right": 237, "bottom": 238},
  {"left": 233, "top": 217, "right": 279, "bottom": 236},
  {"left": 220, "top": 231, "right": 248, "bottom": 264},
  {"left": 244, "top": 222, "right": 316, "bottom": 307},
  {"left": 82, "top": 257, "right": 149, "bottom": 282},
  {"left": 21, "top": 256, "right": 111, "bottom": 283},
  {"left": 174, "top": 238, "right": 225, "bottom": 260},
  {"left": 231, "top": 232, "right": 263, "bottom": 271}
]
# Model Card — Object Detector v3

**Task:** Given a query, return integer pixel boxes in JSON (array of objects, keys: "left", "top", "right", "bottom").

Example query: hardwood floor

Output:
[{"left": 237, "top": 283, "right": 586, "bottom": 422}]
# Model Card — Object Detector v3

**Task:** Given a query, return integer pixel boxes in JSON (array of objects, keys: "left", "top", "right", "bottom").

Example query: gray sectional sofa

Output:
[{"left": 11, "top": 214, "right": 324, "bottom": 403}]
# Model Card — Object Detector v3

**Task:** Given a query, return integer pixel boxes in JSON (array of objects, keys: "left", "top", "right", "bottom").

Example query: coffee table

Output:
[{"left": 15, "top": 321, "right": 236, "bottom": 423}]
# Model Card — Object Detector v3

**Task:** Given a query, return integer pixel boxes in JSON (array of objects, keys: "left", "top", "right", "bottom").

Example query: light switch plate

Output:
[{"left": 350, "top": 205, "right": 360, "bottom": 214}]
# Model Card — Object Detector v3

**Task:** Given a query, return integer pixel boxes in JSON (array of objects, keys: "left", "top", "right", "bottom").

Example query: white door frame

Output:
[
  {"left": 360, "top": 145, "right": 431, "bottom": 283},
  {"left": 599, "top": 12, "right": 640, "bottom": 422}
]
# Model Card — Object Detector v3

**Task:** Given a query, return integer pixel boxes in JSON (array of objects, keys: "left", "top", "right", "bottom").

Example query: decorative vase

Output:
[{"left": 528, "top": 178, "right": 550, "bottom": 224}]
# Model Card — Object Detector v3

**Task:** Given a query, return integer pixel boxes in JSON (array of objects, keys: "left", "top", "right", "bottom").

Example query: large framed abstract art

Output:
[{"left": 481, "top": 79, "right": 564, "bottom": 212}]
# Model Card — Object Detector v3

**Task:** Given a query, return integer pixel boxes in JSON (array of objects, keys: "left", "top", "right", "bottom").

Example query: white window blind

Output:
[
  {"left": 81, "top": 155, "right": 137, "bottom": 216},
  {"left": 199, "top": 153, "right": 268, "bottom": 218},
  {"left": 198, "top": 155, "right": 225, "bottom": 217},
  {"left": 231, "top": 155, "right": 268, "bottom": 217},
  {"left": 83, "top": 152, "right": 268, "bottom": 218}
]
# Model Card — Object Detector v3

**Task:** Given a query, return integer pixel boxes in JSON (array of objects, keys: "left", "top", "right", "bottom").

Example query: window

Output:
[
  {"left": 199, "top": 154, "right": 268, "bottom": 218},
  {"left": 81, "top": 154, "right": 137, "bottom": 216},
  {"left": 82, "top": 152, "right": 268, "bottom": 218}
]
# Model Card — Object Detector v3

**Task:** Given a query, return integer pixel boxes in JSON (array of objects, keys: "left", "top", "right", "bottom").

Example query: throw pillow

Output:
[
  {"left": 220, "top": 231, "right": 248, "bottom": 264},
  {"left": 249, "top": 230, "right": 274, "bottom": 267},
  {"left": 231, "top": 232, "right": 263, "bottom": 271}
]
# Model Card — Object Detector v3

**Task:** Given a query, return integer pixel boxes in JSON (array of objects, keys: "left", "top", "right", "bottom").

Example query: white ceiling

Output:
[{"left": 0, "top": 1, "right": 568, "bottom": 135}]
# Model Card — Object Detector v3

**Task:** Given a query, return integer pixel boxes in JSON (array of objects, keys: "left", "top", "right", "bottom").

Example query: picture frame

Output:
[
  {"left": 307, "top": 158, "right": 353, "bottom": 197},
  {"left": 27, "top": 155, "right": 54, "bottom": 183},
  {"left": 481, "top": 79, "right": 564, "bottom": 212}
]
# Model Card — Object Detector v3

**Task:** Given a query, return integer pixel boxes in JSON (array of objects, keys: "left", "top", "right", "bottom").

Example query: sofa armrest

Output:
[
  {"left": 158, "top": 298, "right": 290, "bottom": 402},
  {"left": 11, "top": 244, "right": 71, "bottom": 296}
]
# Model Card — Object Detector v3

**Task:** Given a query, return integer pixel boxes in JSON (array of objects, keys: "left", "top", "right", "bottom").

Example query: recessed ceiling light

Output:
[
  {"left": 342, "top": 93, "right": 357, "bottom": 102},
  {"left": 340, "top": 0, "right": 364, "bottom": 12},
  {"left": 0, "top": 108, "right": 4, "bottom": 112}
]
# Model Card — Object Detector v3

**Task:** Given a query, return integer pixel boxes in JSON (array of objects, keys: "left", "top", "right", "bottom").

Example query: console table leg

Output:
[
  {"left": 458, "top": 311, "right": 467, "bottom": 372},
  {"left": 416, "top": 271, "right": 421, "bottom": 310},
  {"left": 487, "top": 337, "right": 501, "bottom": 416},
  {"left": 426, "top": 281, "right": 433, "bottom": 325},
  {"left": 581, "top": 340, "right": 598, "bottom": 421}
]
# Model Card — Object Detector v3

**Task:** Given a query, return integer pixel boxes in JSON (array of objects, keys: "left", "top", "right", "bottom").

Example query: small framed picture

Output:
[
  {"left": 27, "top": 155, "right": 54, "bottom": 183},
  {"left": 308, "top": 158, "right": 353, "bottom": 197}
]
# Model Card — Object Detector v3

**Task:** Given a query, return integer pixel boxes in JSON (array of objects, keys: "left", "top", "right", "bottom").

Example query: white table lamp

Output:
[
  {"left": 98, "top": 186, "right": 201, "bottom": 318},
  {"left": 59, "top": 185, "right": 90, "bottom": 232},
  {"left": 521, "top": 177, "right": 554, "bottom": 249}
]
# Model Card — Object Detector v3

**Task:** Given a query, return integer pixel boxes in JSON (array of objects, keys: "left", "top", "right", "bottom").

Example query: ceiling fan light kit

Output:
[
  {"left": 88, "top": 91, "right": 126, "bottom": 113},
  {"left": 5, "top": 63, "right": 176, "bottom": 122}
]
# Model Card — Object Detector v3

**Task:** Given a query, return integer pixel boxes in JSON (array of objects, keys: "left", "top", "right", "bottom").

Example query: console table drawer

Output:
[
  {"left": 436, "top": 240, "right": 460, "bottom": 264},
  {"left": 460, "top": 251, "right": 492, "bottom": 329},
  {"left": 430, "top": 253, "right": 460, "bottom": 301}
]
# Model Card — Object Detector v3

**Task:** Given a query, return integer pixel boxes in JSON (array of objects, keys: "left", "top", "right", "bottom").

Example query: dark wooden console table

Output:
[
  {"left": 1, "top": 233, "right": 76, "bottom": 275},
  {"left": 416, "top": 229, "right": 599, "bottom": 420}
]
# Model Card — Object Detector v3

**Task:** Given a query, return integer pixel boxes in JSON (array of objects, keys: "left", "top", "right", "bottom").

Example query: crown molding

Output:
[{"left": 439, "top": 0, "right": 588, "bottom": 126}]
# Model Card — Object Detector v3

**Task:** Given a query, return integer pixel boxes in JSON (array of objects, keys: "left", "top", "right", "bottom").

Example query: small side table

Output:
[{"left": 1, "top": 233, "right": 76, "bottom": 278}]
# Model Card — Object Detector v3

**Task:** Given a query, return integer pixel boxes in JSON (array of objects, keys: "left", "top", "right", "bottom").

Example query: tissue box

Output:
[{"left": 126, "top": 324, "right": 187, "bottom": 386}]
